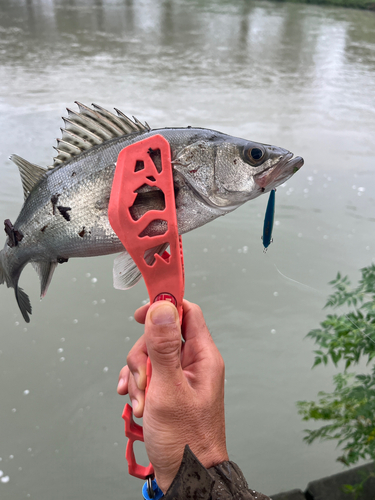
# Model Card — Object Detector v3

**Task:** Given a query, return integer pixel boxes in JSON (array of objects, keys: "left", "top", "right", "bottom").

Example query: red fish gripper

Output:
[{"left": 108, "top": 134, "right": 185, "bottom": 480}]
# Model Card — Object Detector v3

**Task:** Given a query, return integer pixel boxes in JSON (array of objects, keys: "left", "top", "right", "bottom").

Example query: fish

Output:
[
  {"left": 0, "top": 103, "right": 304, "bottom": 322},
  {"left": 262, "top": 189, "right": 276, "bottom": 251}
]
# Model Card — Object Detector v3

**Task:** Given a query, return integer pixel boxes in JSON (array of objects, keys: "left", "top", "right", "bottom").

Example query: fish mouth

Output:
[{"left": 254, "top": 153, "right": 304, "bottom": 190}]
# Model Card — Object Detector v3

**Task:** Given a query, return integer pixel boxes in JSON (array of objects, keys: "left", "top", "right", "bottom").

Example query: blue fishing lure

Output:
[{"left": 262, "top": 189, "right": 276, "bottom": 251}]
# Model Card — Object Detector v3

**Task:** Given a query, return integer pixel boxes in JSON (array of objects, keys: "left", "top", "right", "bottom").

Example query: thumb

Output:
[{"left": 145, "top": 301, "right": 183, "bottom": 384}]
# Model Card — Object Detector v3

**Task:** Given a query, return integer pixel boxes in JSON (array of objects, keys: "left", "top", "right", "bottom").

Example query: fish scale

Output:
[{"left": 0, "top": 103, "right": 303, "bottom": 322}]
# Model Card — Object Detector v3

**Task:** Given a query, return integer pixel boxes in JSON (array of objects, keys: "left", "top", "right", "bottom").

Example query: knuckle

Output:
[
  {"left": 209, "top": 350, "right": 225, "bottom": 375},
  {"left": 190, "top": 302, "right": 203, "bottom": 317},
  {"left": 126, "top": 350, "right": 141, "bottom": 373},
  {"left": 127, "top": 384, "right": 135, "bottom": 401},
  {"left": 153, "top": 335, "right": 181, "bottom": 358},
  {"left": 217, "top": 354, "right": 225, "bottom": 374},
  {"left": 118, "top": 365, "right": 128, "bottom": 380},
  {"left": 126, "top": 352, "right": 135, "bottom": 371},
  {"left": 128, "top": 374, "right": 140, "bottom": 400}
]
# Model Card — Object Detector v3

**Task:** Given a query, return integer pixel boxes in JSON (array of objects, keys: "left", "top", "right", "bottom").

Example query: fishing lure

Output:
[{"left": 262, "top": 189, "right": 276, "bottom": 251}]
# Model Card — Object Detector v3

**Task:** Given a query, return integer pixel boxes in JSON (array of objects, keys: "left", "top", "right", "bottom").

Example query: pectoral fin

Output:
[
  {"left": 113, "top": 244, "right": 168, "bottom": 291},
  {"left": 113, "top": 252, "right": 142, "bottom": 290}
]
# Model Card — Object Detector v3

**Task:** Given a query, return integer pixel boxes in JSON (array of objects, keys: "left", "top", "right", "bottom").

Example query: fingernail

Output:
[
  {"left": 150, "top": 303, "right": 177, "bottom": 325},
  {"left": 132, "top": 399, "right": 138, "bottom": 410},
  {"left": 117, "top": 378, "right": 126, "bottom": 392}
]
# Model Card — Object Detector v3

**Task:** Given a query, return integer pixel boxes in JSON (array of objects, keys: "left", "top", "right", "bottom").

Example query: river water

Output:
[{"left": 0, "top": 0, "right": 374, "bottom": 498}]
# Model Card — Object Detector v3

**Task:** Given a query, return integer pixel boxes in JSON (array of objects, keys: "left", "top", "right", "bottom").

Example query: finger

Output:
[
  {"left": 117, "top": 365, "right": 130, "bottom": 395},
  {"left": 134, "top": 303, "right": 150, "bottom": 324},
  {"left": 145, "top": 301, "right": 184, "bottom": 385},
  {"left": 182, "top": 300, "right": 214, "bottom": 345},
  {"left": 128, "top": 372, "right": 145, "bottom": 418},
  {"left": 127, "top": 334, "right": 148, "bottom": 391},
  {"left": 180, "top": 300, "right": 224, "bottom": 386}
]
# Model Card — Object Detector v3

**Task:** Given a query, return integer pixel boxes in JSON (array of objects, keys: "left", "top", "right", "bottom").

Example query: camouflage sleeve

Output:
[{"left": 163, "top": 445, "right": 270, "bottom": 500}]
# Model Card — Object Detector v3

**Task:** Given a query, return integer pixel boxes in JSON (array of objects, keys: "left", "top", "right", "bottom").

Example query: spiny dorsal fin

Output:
[
  {"left": 9, "top": 154, "right": 48, "bottom": 199},
  {"left": 51, "top": 103, "right": 151, "bottom": 168}
]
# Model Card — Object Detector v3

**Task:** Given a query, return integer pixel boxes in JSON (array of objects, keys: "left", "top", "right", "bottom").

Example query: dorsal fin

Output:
[
  {"left": 50, "top": 103, "right": 151, "bottom": 168},
  {"left": 9, "top": 154, "right": 48, "bottom": 199}
]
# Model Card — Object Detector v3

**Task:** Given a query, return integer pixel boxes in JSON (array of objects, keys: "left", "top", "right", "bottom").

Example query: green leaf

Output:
[
  {"left": 296, "top": 263, "right": 375, "bottom": 474},
  {"left": 313, "top": 357, "right": 322, "bottom": 368}
]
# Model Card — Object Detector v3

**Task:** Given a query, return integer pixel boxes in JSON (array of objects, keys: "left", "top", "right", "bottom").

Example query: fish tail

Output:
[
  {"left": 0, "top": 249, "right": 32, "bottom": 322},
  {"left": 15, "top": 285, "right": 32, "bottom": 323},
  {"left": 0, "top": 251, "right": 5, "bottom": 286}
]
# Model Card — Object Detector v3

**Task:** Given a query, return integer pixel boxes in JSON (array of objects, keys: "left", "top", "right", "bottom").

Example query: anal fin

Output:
[{"left": 31, "top": 261, "right": 58, "bottom": 298}]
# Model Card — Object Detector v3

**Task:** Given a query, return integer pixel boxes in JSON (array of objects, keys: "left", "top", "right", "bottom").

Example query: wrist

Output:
[
  {"left": 155, "top": 473, "right": 177, "bottom": 494},
  {"left": 158, "top": 445, "right": 220, "bottom": 499},
  {"left": 154, "top": 444, "right": 228, "bottom": 494},
  {"left": 197, "top": 447, "right": 229, "bottom": 470},
  {"left": 187, "top": 415, "right": 228, "bottom": 470},
  {"left": 152, "top": 449, "right": 185, "bottom": 493}
]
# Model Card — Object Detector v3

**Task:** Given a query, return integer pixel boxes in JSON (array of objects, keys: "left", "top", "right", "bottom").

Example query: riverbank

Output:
[
  {"left": 272, "top": 0, "right": 375, "bottom": 10},
  {"left": 271, "top": 462, "right": 375, "bottom": 500}
]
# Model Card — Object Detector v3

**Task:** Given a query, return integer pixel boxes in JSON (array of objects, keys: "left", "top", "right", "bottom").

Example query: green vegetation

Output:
[
  {"left": 273, "top": 0, "right": 375, "bottom": 11},
  {"left": 297, "top": 264, "right": 375, "bottom": 498}
]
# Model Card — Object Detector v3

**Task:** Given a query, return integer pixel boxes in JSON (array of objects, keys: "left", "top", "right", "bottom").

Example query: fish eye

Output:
[{"left": 249, "top": 147, "right": 264, "bottom": 161}]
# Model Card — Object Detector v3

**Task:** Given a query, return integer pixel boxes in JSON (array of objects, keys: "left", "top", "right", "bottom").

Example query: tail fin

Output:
[
  {"left": 15, "top": 285, "right": 32, "bottom": 323},
  {"left": 0, "top": 250, "right": 32, "bottom": 322},
  {"left": 0, "top": 254, "right": 5, "bottom": 286}
]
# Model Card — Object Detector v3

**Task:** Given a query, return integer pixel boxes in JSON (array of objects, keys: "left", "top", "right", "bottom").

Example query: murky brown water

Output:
[{"left": 0, "top": 0, "right": 374, "bottom": 498}]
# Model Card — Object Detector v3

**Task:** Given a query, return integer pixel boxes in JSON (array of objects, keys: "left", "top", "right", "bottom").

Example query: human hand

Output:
[{"left": 117, "top": 299, "right": 228, "bottom": 493}]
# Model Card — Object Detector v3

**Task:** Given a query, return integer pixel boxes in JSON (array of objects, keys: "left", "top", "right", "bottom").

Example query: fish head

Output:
[
  {"left": 173, "top": 132, "right": 303, "bottom": 212},
  {"left": 213, "top": 137, "right": 304, "bottom": 208}
]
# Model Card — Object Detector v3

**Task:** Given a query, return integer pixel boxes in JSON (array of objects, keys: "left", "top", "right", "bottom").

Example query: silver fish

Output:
[{"left": 0, "top": 103, "right": 303, "bottom": 322}]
